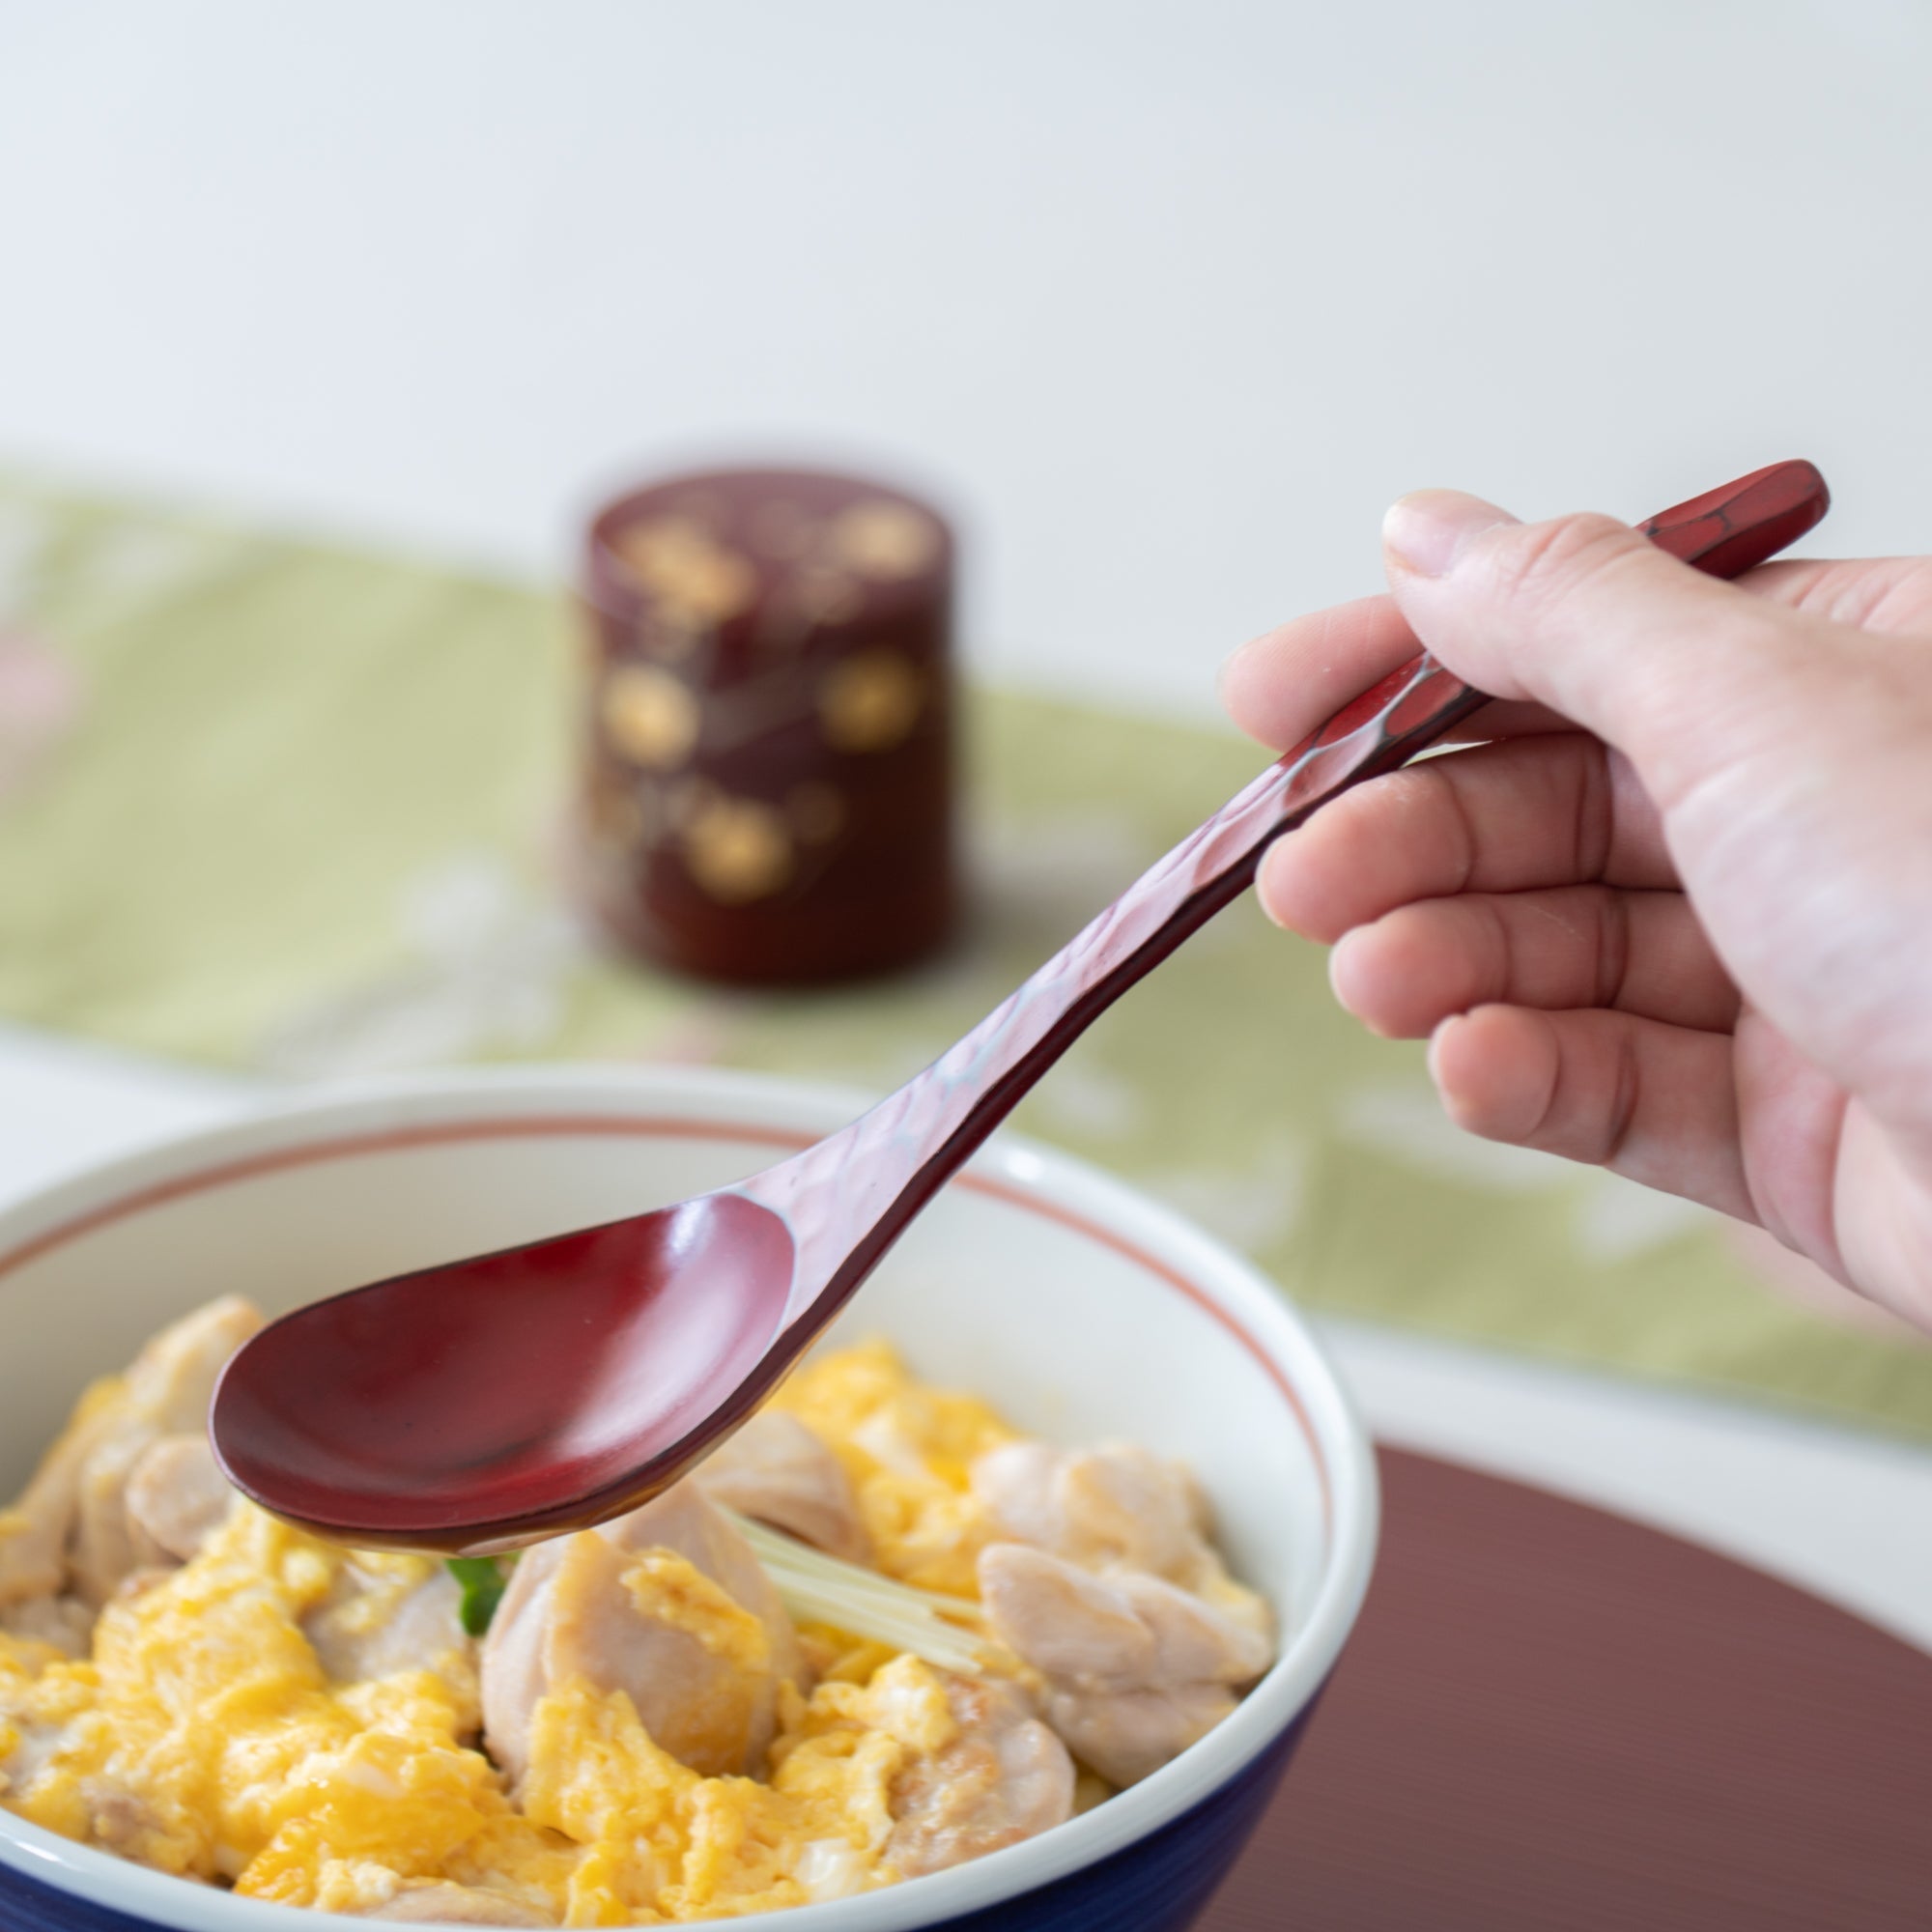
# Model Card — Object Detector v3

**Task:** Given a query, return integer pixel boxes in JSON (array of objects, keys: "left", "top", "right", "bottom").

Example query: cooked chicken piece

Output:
[
  {"left": 695, "top": 1411, "right": 871, "bottom": 1564},
  {"left": 304, "top": 1560, "right": 477, "bottom": 1722},
  {"left": 0, "top": 1421, "right": 98, "bottom": 1608},
  {"left": 67, "top": 1299, "right": 263, "bottom": 1607},
  {"left": 0, "top": 1593, "right": 94, "bottom": 1658},
  {"left": 981, "top": 1544, "right": 1271, "bottom": 1687},
  {"left": 482, "top": 1480, "right": 803, "bottom": 1786},
  {"left": 971, "top": 1438, "right": 1274, "bottom": 1654},
  {"left": 970, "top": 1441, "right": 1220, "bottom": 1586},
  {"left": 884, "top": 1669, "right": 1075, "bottom": 1878},
  {"left": 0, "top": 1298, "right": 261, "bottom": 1609},
  {"left": 978, "top": 1542, "right": 1273, "bottom": 1787},
  {"left": 124, "top": 1433, "right": 235, "bottom": 1566},
  {"left": 1042, "top": 1680, "right": 1239, "bottom": 1792},
  {"left": 359, "top": 1883, "right": 554, "bottom": 1924}
]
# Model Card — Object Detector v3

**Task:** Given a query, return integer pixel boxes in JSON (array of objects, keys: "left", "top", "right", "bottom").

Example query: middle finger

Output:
[{"left": 1257, "top": 732, "right": 1677, "bottom": 944}]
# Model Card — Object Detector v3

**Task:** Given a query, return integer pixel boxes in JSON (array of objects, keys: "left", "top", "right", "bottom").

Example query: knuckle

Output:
[
  {"left": 1482, "top": 512, "right": 1637, "bottom": 616},
  {"left": 1594, "top": 889, "right": 1634, "bottom": 1009},
  {"left": 1598, "top": 1026, "right": 1644, "bottom": 1168}
]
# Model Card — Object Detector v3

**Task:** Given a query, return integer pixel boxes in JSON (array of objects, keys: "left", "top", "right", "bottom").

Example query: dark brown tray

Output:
[{"left": 1201, "top": 1447, "right": 1932, "bottom": 1930}]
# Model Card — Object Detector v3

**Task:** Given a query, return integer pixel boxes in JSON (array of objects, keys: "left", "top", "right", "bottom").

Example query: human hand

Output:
[{"left": 1221, "top": 494, "right": 1932, "bottom": 1326}]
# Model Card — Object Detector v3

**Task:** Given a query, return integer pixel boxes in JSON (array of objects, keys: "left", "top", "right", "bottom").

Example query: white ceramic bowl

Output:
[{"left": 0, "top": 1065, "right": 1378, "bottom": 1932}]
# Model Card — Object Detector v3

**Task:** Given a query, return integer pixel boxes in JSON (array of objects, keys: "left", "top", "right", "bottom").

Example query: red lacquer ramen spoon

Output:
[{"left": 213, "top": 461, "right": 1829, "bottom": 1554}]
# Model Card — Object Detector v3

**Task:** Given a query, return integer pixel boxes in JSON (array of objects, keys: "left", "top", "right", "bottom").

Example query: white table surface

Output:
[
  {"left": 5, "top": 1018, "right": 1932, "bottom": 1655},
  {"left": 3, "top": 4, "right": 1931, "bottom": 1654}
]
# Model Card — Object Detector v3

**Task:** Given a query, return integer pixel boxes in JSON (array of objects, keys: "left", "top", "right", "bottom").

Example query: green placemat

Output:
[{"left": 4, "top": 474, "right": 1930, "bottom": 1436}]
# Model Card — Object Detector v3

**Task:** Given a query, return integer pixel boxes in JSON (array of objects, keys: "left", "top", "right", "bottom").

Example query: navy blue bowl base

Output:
[{"left": 0, "top": 1706, "right": 1313, "bottom": 1932}]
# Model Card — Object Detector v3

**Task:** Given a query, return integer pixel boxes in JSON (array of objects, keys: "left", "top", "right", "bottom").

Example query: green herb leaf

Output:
[{"left": 446, "top": 1556, "right": 509, "bottom": 1637}]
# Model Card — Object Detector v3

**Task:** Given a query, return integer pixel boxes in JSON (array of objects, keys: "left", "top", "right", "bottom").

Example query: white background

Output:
[
  {"left": 3, "top": 0, "right": 1929, "bottom": 713},
  {"left": 3, "top": 2, "right": 1932, "bottom": 1644}
]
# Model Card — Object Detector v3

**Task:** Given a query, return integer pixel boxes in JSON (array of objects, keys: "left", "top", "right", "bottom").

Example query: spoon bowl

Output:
[
  {"left": 214, "top": 1193, "right": 797, "bottom": 1550},
  {"left": 213, "top": 460, "right": 1831, "bottom": 1552}
]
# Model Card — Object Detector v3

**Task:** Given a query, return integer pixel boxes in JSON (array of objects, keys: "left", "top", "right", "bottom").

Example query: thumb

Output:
[{"left": 1380, "top": 490, "right": 1826, "bottom": 812}]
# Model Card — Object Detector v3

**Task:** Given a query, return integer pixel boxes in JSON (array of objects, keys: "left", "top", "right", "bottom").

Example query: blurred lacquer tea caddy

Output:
[{"left": 579, "top": 466, "right": 956, "bottom": 983}]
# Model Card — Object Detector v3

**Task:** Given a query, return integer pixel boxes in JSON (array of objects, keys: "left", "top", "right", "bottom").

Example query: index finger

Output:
[{"left": 1218, "top": 592, "right": 1569, "bottom": 753}]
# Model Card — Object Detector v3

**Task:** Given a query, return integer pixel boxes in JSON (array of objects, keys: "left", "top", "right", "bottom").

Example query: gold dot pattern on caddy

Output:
[
  {"left": 681, "top": 794, "right": 795, "bottom": 903},
  {"left": 818, "top": 649, "right": 924, "bottom": 753},
  {"left": 603, "top": 665, "right": 700, "bottom": 770},
  {"left": 611, "top": 516, "right": 757, "bottom": 630},
  {"left": 827, "top": 500, "right": 941, "bottom": 581}
]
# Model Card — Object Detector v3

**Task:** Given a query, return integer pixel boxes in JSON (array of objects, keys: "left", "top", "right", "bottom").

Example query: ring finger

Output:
[{"left": 1329, "top": 885, "right": 1741, "bottom": 1040}]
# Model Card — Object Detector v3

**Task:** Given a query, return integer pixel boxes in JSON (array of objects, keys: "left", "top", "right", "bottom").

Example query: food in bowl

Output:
[{"left": 0, "top": 1295, "right": 1279, "bottom": 1924}]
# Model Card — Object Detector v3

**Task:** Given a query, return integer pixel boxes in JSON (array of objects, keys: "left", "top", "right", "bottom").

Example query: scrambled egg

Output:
[
  {"left": 0, "top": 1343, "right": 1032, "bottom": 1924},
  {"left": 772, "top": 1339, "right": 1016, "bottom": 1599}
]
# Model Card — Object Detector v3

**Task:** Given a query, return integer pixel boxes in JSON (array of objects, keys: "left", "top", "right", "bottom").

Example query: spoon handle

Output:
[{"left": 745, "top": 460, "right": 1830, "bottom": 1323}]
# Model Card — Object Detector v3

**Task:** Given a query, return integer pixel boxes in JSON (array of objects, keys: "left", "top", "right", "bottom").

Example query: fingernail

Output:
[
  {"left": 1425, "top": 1012, "right": 1465, "bottom": 1084},
  {"left": 1326, "top": 926, "right": 1364, "bottom": 1003},
  {"left": 1383, "top": 491, "right": 1516, "bottom": 579},
  {"left": 1254, "top": 838, "right": 1294, "bottom": 929},
  {"left": 1212, "top": 639, "right": 1250, "bottom": 708},
  {"left": 1216, "top": 623, "right": 1277, "bottom": 700}
]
